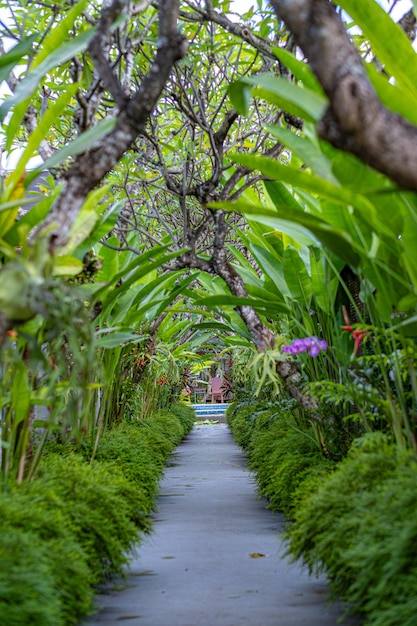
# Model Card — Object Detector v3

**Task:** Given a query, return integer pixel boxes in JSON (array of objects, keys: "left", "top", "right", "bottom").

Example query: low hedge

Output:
[
  {"left": 286, "top": 433, "right": 417, "bottom": 626},
  {"left": 227, "top": 403, "right": 417, "bottom": 625},
  {"left": 0, "top": 403, "right": 195, "bottom": 626},
  {"left": 226, "top": 401, "right": 333, "bottom": 516}
]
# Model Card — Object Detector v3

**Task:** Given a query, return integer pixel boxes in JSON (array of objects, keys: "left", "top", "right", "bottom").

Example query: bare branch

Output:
[
  {"left": 88, "top": 0, "right": 129, "bottom": 107},
  {"left": 42, "top": 0, "right": 188, "bottom": 249},
  {"left": 181, "top": 1, "right": 276, "bottom": 62}
]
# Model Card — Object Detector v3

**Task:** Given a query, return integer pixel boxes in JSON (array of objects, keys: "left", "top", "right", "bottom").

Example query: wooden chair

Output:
[{"left": 209, "top": 376, "right": 224, "bottom": 403}]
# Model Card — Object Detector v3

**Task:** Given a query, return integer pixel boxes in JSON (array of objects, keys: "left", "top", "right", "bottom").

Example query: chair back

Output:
[{"left": 211, "top": 377, "right": 222, "bottom": 393}]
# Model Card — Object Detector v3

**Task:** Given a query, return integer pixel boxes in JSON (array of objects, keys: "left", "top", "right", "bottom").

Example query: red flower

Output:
[{"left": 341, "top": 306, "right": 368, "bottom": 357}]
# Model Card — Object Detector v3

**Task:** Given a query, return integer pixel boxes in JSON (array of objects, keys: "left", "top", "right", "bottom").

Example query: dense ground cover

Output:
[
  {"left": 227, "top": 402, "right": 417, "bottom": 626},
  {"left": 0, "top": 403, "right": 195, "bottom": 626}
]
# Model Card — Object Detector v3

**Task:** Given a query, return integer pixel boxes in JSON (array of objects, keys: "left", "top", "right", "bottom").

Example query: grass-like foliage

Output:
[
  {"left": 226, "top": 401, "right": 334, "bottom": 515},
  {"left": 0, "top": 529, "right": 63, "bottom": 626},
  {"left": 0, "top": 403, "right": 194, "bottom": 625},
  {"left": 286, "top": 433, "right": 417, "bottom": 625},
  {"left": 228, "top": 403, "right": 417, "bottom": 624}
]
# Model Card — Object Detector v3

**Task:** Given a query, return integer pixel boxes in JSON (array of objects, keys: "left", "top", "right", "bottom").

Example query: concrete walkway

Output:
[{"left": 84, "top": 424, "right": 360, "bottom": 626}]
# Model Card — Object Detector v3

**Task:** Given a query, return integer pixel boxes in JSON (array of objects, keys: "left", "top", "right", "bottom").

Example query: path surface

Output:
[{"left": 84, "top": 424, "right": 360, "bottom": 626}]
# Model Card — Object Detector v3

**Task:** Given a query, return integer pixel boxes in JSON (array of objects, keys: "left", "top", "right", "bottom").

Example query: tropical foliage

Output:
[{"left": 1, "top": 0, "right": 417, "bottom": 623}]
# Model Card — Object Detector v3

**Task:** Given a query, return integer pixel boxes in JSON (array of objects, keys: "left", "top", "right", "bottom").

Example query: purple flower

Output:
[{"left": 282, "top": 335, "right": 327, "bottom": 358}]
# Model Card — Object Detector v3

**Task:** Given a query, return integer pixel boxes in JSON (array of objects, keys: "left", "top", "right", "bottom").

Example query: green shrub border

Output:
[
  {"left": 227, "top": 403, "right": 417, "bottom": 626},
  {"left": 0, "top": 403, "right": 195, "bottom": 626}
]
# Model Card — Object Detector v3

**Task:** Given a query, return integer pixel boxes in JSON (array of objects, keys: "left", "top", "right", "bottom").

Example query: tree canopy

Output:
[{"left": 1, "top": 0, "right": 417, "bottom": 480}]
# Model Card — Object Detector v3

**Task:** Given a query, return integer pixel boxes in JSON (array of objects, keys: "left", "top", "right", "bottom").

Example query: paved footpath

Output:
[{"left": 84, "top": 424, "right": 360, "bottom": 626}]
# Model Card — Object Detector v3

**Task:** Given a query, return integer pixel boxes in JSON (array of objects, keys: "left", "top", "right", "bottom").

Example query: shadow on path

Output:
[{"left": 83, "top": 424, "right": 361, "bottom": 626}]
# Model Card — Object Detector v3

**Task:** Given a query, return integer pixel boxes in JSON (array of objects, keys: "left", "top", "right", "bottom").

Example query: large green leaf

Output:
[
  {"left": 265, "top": 179, "right": 304, "bottom": 211},
  {"left": 95, "top": 236, "right": 120, "bottom": 282},
  {"left": 122, "top": 271, "right": 193, "bottom": 325},
  {"left": 228, "top": 153, "right": 402, "bottom": 247},
  {"left": 249, "top": 244, "right": 290, "bottom": 298},
  {"left": 0, "top": 35, "right": 38, "bottom": 84},
  {"left": 283, "top": 246, "right": 313, "bottom": 305},
  {"left": 271, "top": 47, "right": 324, "bottom": 94},
  {"left": 96, "top": 330, "right": 146, "bottom": 349},
  {"left": 228, "top": 81, "right": 251, "bottom": 115},
  {"left": 338, "top": 0, "right": 417, "bottom": 104},
  {"left": 249, "top": 73, "right": 327, "bottom": 122},
  {"left": 366, "top": 62, "right": 417, "bottom": 126},
  {"left": 266, "top": 124, "right": 338, "bottom": 183},
  {"left": 94, "top": 245, "right": 172, "bottom": 301},
  {"left": 193, "top": 293, "right": 289, "bottom": 314},
  {"left": 228, "top": 153, "right": 373, "bottom": 213},
  {"left": 309, "top": 249, "right": 337, "bottom": 315},
  {"left": 11, "top": 361, "right": 30, "bottom": 424},
  {"left": 126, "top": 275, "right": 196, "bottom": 325},
  {"left": 212, "top": 198, "right": 362, "bottom": 267},
  {"left": 229, "top": 74, "right": 327, "bottom": 123}
]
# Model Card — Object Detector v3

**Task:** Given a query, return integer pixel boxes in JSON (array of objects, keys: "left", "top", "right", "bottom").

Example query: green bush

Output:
[
  {"left": 0, "top": 529, "right": 63, "bottom": 626},
  {"left": 345, "top": 464, "right": 417, "bottom": 626},
  {"left": 227, "top": 401, "right": 333, "bottom": 515},
  {"left": 86, "top": 404, "right": 195, "bottom": 510},
  {"left": 0, "top": 485, "right": 93, "bottom": 624},
  {"left": 36, "top": 454, "right": 143, "bottom": 583},
  {"left": 229, "top": 404, "right": 417, "bottom": 625},
  {"left": 286, "top": 433, "right": 417, "bottom": 625},
  {"left": 0, "top": 403, "right": 193, "bottom": 625},
  {"left": 168, "top": 402, "right": 195, "bottom": 433},
  {"left": 90, "top": 424, "right": 166, "bottom": 510}
]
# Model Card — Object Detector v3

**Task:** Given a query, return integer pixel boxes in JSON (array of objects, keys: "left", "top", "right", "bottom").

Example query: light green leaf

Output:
[
  {"left": 243, "top": 73, "right": 327, "bottom": 122},
  {"left": 2, "top": 28, "right": 95, "bottom": 138},
  {"left": 338, "top": 0, "right": 417, "bottom": 103},
  {"left": 96, "top": 331, "right": 145, "bottom": 349},
  {"left": 249, "top": 243, "right": 290, "bottom": 297},
  {"left": 11, "top": 361, "right": 30, "bottom": 423},
  {"left": 0, "top": 35, "right": 38, "bottom": 84},
  {"left": 5, "top": 184, "right": 63, "bottom": 247},
  {"left": 193, "top": 294, "right": 289, "bottom": 314},
  {"left": 271, "top": 47, "right": 324, "bottom": 94},
  {"left": 266, "top": 124, "right": 338, "bottom": 183},
  {"left": 6, "top": 85, "right": 79, "bottom": 192},
  {"left": 53, "top": 256, "right": 84, "bottom": 277},
  {"left": 58, "top": 185, "right": 111, "bottom": 254},
  {"left": 211, "top": 198, "right": 362, "bottom": 266},
  {"left": 76, "top": 200, "right": 124, "bottom": 256},
  {"left": 283, "top": 246, "right": 313, "bottom": 305},
  {"left": 310, "top": 249, "right": 334, "bottom": 314},
  {"left": 228, "top": 153, "right": 377, "bottom": 218},
  {"left": 366, "top": 62, "right": 417, "bottom": 126}
]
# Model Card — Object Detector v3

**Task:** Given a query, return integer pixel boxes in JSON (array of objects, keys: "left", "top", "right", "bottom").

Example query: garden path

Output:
[{"left": 84, "top": 423, "right": 360, "bottom": 626}]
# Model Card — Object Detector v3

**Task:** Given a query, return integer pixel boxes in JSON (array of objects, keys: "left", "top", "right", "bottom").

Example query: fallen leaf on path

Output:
[{"left": 249, "top": 553, "right": 269, "bottom": 558}]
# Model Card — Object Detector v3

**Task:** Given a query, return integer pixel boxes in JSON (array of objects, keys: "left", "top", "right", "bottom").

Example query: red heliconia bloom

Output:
[{"left": 341, "top": 306, "right": 368, "bottom": 356}]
